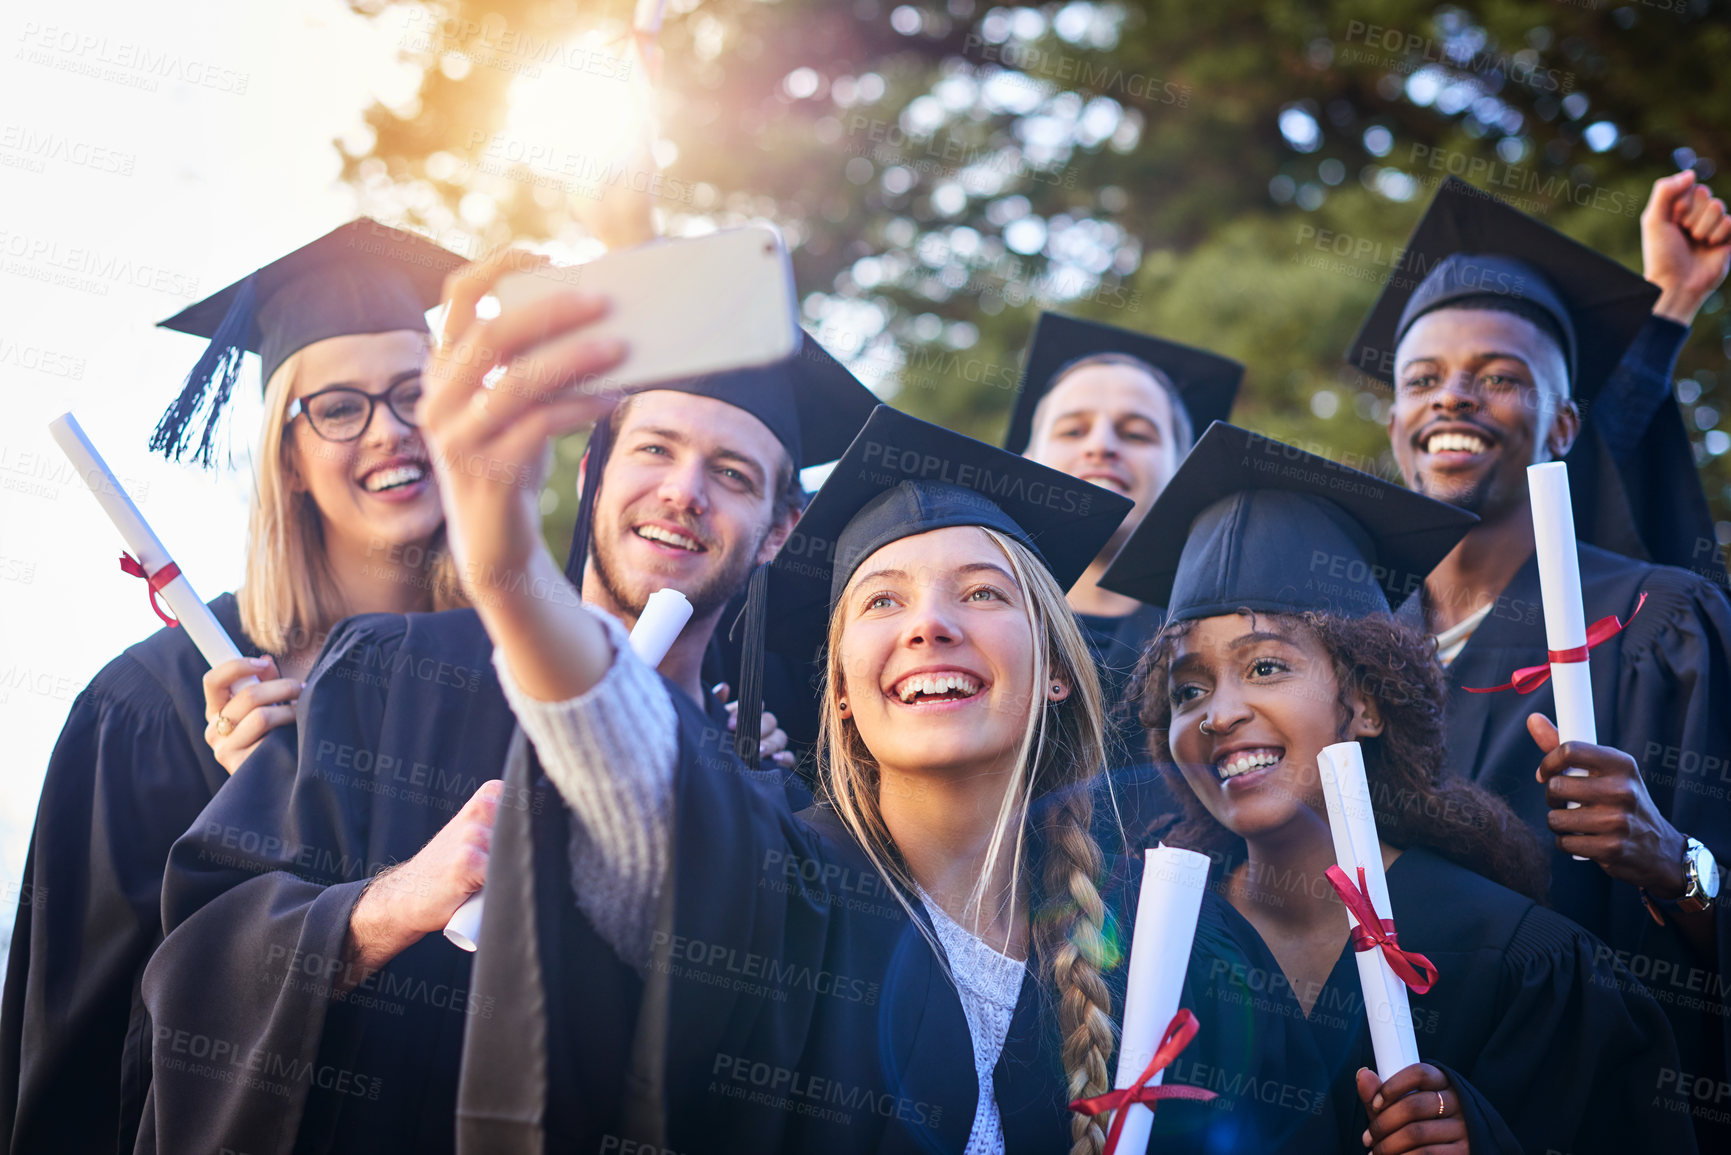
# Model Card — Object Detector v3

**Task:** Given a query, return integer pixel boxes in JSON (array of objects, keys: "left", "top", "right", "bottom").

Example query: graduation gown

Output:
[
  {"left": 1567, "top": 315, "right": 1726, "bottom": 585},
  {"left": 0, "top": 593, "right": 261, "bottom": 1155},
  {"left": 702, "top": 599, "right": 826, "bottom": 769},
  {"left": 457, "top": 690, "right": 1103, "bottom": 1154},
  {"left": 1078, "top": 605, "right": 1183, "bottom": 854},
  {"left": 136, "top": 608, "right": 511, "bottom": 1155},
  {"left": 1404, "top": 544, "right": 1731, "bottom": 1146},
  {"left": 1078, "top": 604, "right": 1164, "bottom": 769},
  {"left": 1146, "top": 848, "right": 1696, "bottom": 1153}
]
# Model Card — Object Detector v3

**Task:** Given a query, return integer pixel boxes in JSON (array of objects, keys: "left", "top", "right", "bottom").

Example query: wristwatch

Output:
[
  {"left": 1677, "top": 836, "right": 1720, "bottom": 914},
  {"left": 1640, "top": 836, "right": 1719, "bottom": 925}
]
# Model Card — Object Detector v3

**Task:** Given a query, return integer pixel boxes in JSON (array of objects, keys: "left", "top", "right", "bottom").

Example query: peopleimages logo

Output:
[
  {"left": 857, "top": 440, "right": 1093, "bottom": 516},
  {"left": 1338, "top": 21, "right": 1572, "bottom": 93}
]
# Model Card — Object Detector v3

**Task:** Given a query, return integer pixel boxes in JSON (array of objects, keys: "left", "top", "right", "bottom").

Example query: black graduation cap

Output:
[
  {"left": 1002, "top": 312, "right": 1244, "bottom": 454},
  {"left": 1346, "top": 175, "right": 1659, "bottom": 402},
  {"left": 1099, "top": 422, "right": 1477, "bottom": 621},
  {"left": 562, "top": 332, "right": 881, "bottom": 764},
  {"left": 767, "top": 404, "right": 1134, "bottom": 664},
  {"left": 153, "top": 219, "right": 467, "bottom": 466}
]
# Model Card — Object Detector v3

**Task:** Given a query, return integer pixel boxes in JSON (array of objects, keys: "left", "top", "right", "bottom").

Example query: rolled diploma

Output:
[
  {"left": 47, "top": 413, "right": 252, "bottom": 682},
  {"left": 630, "top": 588, "right": 694, "bottom": 668},
  {"left": 1528, "top": 462, "right": 1594, "bottom": 858},
  {"left": 1319, "top": 741, "right": 1420, "bottom": 1080},
  {"left": 444, "top": 587, "right": 694, "bottom": 950},
  {"left": 1107, "top": 844, "right": 1209, "bottom": 1155}
]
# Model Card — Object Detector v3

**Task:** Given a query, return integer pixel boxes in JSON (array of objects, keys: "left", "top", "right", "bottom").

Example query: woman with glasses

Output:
[
  {"left": 195, "top": 286, "right": 466, "bottom": 773},
  {"left": 0, "top": 221, "right": 468, "bottom": 1155},
  {"left": 1097, "top": 424, "right": 1696, "bottom": 1154}
]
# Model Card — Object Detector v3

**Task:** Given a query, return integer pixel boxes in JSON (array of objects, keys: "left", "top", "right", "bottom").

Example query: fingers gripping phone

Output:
[{"left": 489, "top": 225, "right": 801, "bottom": 390}]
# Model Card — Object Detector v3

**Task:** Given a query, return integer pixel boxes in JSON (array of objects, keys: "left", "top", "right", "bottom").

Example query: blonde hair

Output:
[
  {"left": 237, "top": 343, "right": 467, "bottom": 657},
  {"left": 816, "top": 527, "right": 1119, "bottom": 1155}
]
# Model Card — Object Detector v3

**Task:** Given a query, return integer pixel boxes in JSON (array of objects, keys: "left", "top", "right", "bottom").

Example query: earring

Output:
[{"left": 838, "top": 699, "right": 848, "bottom": 711}]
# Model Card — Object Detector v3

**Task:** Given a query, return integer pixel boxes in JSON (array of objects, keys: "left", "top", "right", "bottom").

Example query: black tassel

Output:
[
  {"left": 150, "top": 277, "right": 256, "bottom": 468},
  {"left": 732, "top": 563, "right": 770, "bottom": 764},
  {"left": 565, "top": 414, "right": 616, "bottom": 588}
]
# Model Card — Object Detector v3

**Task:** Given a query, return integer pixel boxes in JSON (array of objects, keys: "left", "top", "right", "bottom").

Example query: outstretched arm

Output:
[{"left": 417, "top": 247, "right": 626, "bottom": 703}]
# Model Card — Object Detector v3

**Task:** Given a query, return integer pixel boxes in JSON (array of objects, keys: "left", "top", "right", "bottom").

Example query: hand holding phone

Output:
[
  {"left": 421, "top": 249, "right": 627, "bottom": 598},
  {"left": 488, "top": 225, "right": 800, "bottom": 392}
]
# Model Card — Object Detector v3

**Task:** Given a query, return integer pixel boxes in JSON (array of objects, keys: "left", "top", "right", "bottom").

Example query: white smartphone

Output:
[{"left": 489, "top": 225, "right": 801, "bottom": 390}]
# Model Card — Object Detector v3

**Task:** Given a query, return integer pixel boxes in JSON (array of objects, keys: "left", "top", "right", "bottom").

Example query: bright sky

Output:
[{"left": 0, "top": 1, "right": 432, "bottom": 910}]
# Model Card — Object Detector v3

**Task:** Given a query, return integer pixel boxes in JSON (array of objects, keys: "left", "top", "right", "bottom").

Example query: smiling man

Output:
[
  {"left": 136, "top": 246, "right": 878, "bottom": 1155},
  {"left": 1008, "top": 314, "right": 1242, "bottom": 847},
  {"left": 1007, "top": 314, "right": 1241, "bottom": 834},
  {"left": 1351, "top": 176, "right": 1731, "bottom": 1151}
]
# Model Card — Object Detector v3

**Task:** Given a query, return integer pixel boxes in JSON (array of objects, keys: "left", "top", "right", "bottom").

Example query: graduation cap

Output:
[
  {"left": 563, "top": 332, "right": 881, "bottom": 762},
  {"left": 1002, "top": 312, "right": 1244, "bottom": 455},
  {"left": 1099, "top": 422, "right": 1477, "bottom": 621},
  {"left": 767, "top": 404, "right": 1134, "bottom": 666},
  {"left": 153, "top": 219, "right": 467, "bottom": 466},
  {"left": 1346, "top": 175, "right": 1659, "bottom": 402}
]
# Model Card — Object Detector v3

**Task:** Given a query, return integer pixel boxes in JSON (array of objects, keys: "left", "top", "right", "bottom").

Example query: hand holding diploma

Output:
[
  {"left": 1529, "top": 715, "right": 1691, "bottom": 899},
  {"left": 202, "top": 655, "right": 302, "bottom": 774},
  {"left": 1466, "top": 463, "right": 1648, "bottom": 860},
  {"left": 1524, "top": 462, "right": 1679, "bottom": 878},
  {"left": 347, "top": 780, "right": 507, "bottom": 981},
  {"left": 444, "top": 587, "right": 693, "bottom": 950},
  {"left": 1319, "top": 741, "right": 1433, "bottom": 1081},
  {"left": 1354, "top": 1063, "right": 1466, "bottom": 1153}
]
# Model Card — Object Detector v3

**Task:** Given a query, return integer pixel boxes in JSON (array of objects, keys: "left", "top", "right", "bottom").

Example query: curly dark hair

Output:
[{"left": 1129, "top": 609, "right": 1549, "bottom": 903}]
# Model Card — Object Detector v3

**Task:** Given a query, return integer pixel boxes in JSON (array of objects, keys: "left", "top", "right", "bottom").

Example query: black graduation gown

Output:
[
  {"left": 135, "top": 608, "right": 510, "bottom": 1155},
  {"left": 1567, "top": 315, "right": 1725, "bottom": 585},
  {"left": 1078, "top": 604, "right": 1164, "bottom": 769},
  {"left": 1078, "top": 605, "right": 1182, "bottom": 853},
  {"left": 0, "top": 593, "right": 261, "bottom": 1155},
  {"left": 692, "top": 639, "right": 815, "bottom": 810},
  {"left": 457, "top": 693, "right": 1100, "bottom": 1154},
  {"left": 1403, "top": 544, "right": 1731, "bottom": 1146},
  {"left": 1145, "top": 849, "right": 1697, "bottom": 1154},
  {"left": 702, "top": 603, "right": 826, "bottom": 769}
]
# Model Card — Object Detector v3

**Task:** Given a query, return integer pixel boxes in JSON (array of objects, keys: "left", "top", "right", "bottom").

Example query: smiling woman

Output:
[
  {"left": 245, "top": 328, "right": 460, "bottom": 670},
  {"left": 453, "top": 403, "right": 1142, "bottom": 1155},
  {"left": 0, "top": 220, "right": 469, "bottom": 1155},
  {"left": 1094, "top": 422, "right": 1696, "bottom": 1155}
]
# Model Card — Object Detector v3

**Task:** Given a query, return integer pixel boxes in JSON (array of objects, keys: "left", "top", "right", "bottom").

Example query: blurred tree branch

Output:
[{"left": 341, "top": 0, "right": 1731, "bottom": 554}]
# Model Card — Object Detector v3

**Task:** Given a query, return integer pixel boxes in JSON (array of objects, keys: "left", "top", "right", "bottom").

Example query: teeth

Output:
[
  {"left": 895, "top": 673, "right": 980, "bottom": 702},
  {"left": 363, "top": 463, "right": 426, "bottom": 492},
  {"left": 1216, "top": 751, "right": 1280, "bottom": 779},
  {"left": 1425, "top": 432, "right": 1488, "bottom": 455},
  {"left": 635, "top": 525, "right": 702, "bottom": 551}
]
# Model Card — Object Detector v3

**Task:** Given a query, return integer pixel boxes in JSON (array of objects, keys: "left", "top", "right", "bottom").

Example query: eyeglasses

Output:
[{"left": 287, "top": 377, "right": 423, "bottom": 443}]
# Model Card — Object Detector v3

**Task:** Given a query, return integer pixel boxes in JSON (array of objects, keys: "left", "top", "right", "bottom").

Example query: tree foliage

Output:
[{"left": 341, "top": 0, "right": 1731, "bottom": 555}]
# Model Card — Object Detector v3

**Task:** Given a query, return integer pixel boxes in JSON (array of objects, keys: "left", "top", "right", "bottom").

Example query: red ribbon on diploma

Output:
[
  {"left": 1463, "top": 592, "right": 1646, "bottom": 695},
  {"left": 119, "top": 553, "right": 181, "bottom": 628},
  {"left": 1325, "top": 865, "right": 1437, "bottom": 995},
  {"left": 1069, "top": 1009, "right": 1217, "bottom": 1155}
]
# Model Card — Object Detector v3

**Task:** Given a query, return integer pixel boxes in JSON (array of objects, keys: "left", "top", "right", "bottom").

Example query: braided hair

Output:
[{"left": 816, "top": 527, "right": 1122, "bottom": 1154}]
